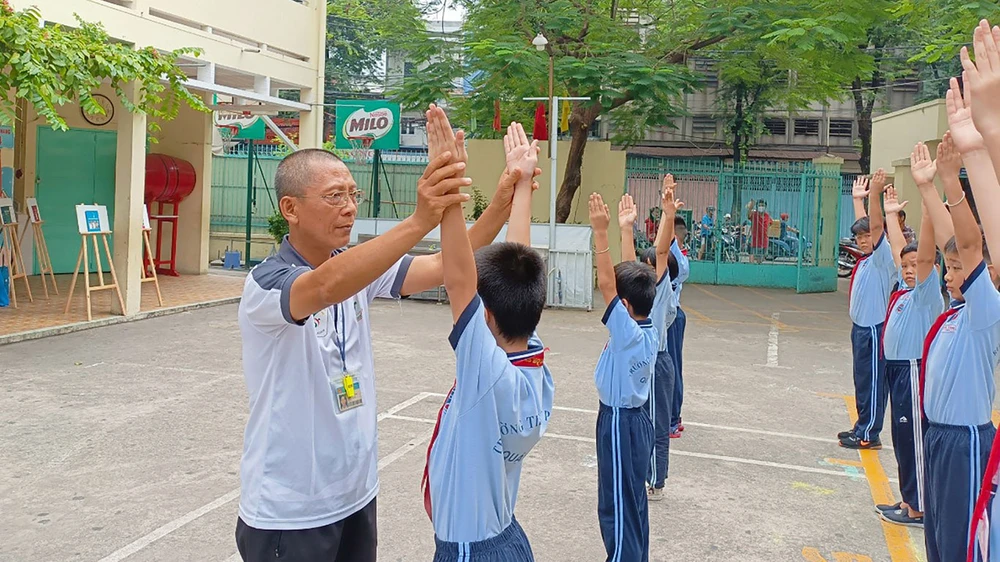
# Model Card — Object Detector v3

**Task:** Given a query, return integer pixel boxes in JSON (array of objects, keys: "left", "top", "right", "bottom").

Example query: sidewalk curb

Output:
[{"left": 0, "top": 297, "right": 242, "bottom": 347}]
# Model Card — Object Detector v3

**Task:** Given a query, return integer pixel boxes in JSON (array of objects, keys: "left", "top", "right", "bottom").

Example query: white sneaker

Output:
[{"left": 647, "top": 486, "right": 664, "bottom": 502}]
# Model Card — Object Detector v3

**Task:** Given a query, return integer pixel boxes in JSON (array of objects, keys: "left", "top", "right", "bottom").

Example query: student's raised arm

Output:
[
  {"left": 852, "top": 176, "right": 870, "bottom": 220},
  {"left": 940, "top": 131, "right": 984, "bottom": 273},
  {"left": 868, "top": 169, "right": 887, "bottom": 245},
  {"left": 916, "top": 205, "right": 936, "bottom": 283},
  {"left": 963, "top": 23, "right": 1000, "bottom": 258},
  {"left": 589, "top": 193, "right": 616, "bottom": 306},
  {"left": 504, "top": 122, "right": 540, "bottom": 246},
  {"left": 947, "top": 72, "right": 1000, "bottom": 262},
  {"left": 619, "top": 194, "right": 638, "bottom": 263},
  {"left": 883, "top": 185, "right": 908, "bottom": 269},
  {"left": 656, "top": 176, "right": 682, "bottom": 282},
  {"left": 912, "top": 142, "right": 956, "bottom": 252}
]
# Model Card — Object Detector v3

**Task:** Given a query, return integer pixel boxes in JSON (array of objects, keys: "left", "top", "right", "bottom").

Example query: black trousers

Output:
[
  {"left": 236, "top": 497, "right": 377, "bottom": 562},
  {"left": 886, "top": 359, "right": 925, "bottom": 511},
  {"left": 643, "top": 349, "right": 674, "bottom": 489},
  {"left": 850, "top": 323, "right": 887, "bottom": 441}
]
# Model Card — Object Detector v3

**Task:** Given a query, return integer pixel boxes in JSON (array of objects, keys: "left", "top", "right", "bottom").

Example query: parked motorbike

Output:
[{"left": 838, "top": 237, "right": 863, "bottom": 278}]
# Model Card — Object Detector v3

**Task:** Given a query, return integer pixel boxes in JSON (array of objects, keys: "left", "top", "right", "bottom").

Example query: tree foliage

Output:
[
  {"left": 0, "top": 3, "right": 207, "bottom": 134},
  {"left": 902, "top": 0, "right": 1000, "bottom": 63}
]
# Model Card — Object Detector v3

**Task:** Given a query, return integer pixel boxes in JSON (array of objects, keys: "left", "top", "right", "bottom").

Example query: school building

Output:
[{"left": 0, "top": 0, "right": 326, "bottom": 335}]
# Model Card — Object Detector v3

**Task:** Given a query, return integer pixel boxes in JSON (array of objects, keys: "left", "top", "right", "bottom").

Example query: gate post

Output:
[{"left": 800, "top": 155, "right": 844, "bottom": 293}]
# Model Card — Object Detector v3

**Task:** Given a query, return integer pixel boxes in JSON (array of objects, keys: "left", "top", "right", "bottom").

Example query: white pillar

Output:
[
  {"left": 112, "top": 81, "right": 146, "bottom": 316},
  {"left": 175, "top": 91, "right": 214, "bottom": 274},
  {"left": 298, "top": 1, "right": 327, "bottom": 149}
]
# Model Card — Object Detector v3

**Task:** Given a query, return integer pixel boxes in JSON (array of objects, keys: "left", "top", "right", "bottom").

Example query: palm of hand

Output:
[
  {"left": 884, "top": 198, "right": 906, "bottom": 214},
  {"left": 619, "top": 208, "right": 637, "bottom": 228},
  {"left": 911, "top": 161, "right": 936, "bottom": 185},
  {"left": 506, "top": 145, "right": 537, "bottom": 178},
  {"left": 950, "top": 107, "right": 984, "bottom": 153}
]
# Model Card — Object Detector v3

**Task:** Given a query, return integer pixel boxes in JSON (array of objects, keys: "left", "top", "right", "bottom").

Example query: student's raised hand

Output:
[
  {"left": 504, "top": 122, "right": 541, "bottom": 185},
  {"left": 852, "top": 175, "right": 871, "bottom": 199},
  {"left": 936, "top": 132, "right": 964, "bottom": 180},
  {"left": 946, "top": 75, "right": 985, "bottom": 154},
  {"left": 870, "top": 169, "right": 888, "bottom": 194},
  {"left": 883, "top": 185, "right": 908, "bottom": 215},
  {"left": 910, "top": 142, "right": 938, "bottom": 187},
  {"left": 661, "top": 178, "right": 684, "bottom": 218},
  {"left": 425, "top": 104, "right": 466, "bottom": 171},
  {"left": 589, "top": 193, "right": 611, "bottom": 233},
  {"left": 961, "top": 21, "right": 1000, "bottom": 141},
  {"left": 412, "top": 152, "right": 472, "bottom": 231},
  {"left": 618, "top": 194, "right": 638, "bottom": 230}
]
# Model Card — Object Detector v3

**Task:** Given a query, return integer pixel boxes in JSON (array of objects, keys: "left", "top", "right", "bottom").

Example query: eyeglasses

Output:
[{"left": 303, "top": 190, "right": 365, "bottom": 207}]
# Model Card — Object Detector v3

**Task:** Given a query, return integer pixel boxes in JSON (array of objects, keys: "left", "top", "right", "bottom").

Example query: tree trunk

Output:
[
  {"left": 853, "top": 79, "right": 874, "bottom": 175},
  {"left": 555, "top": 103, "right": 601, "bottom": 223}
]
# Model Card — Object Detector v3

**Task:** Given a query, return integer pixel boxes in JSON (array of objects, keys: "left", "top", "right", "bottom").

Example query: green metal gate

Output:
[{"left": 626, "top": 157, "right": 843, "bottom": 293}]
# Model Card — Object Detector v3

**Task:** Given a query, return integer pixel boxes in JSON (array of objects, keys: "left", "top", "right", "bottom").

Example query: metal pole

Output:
[
  {"left": 245, "top": 140, "right": 254, "bottom": 269},
  {"left": 371, "top": 149, "right": 381, "bottom": 218}
]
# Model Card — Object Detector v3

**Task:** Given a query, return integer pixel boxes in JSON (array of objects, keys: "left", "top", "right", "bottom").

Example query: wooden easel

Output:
[
  {"left": 30, "top": 220, "right": 58, "bottom": 298},
  {"left": 141, "top": 226, "right": 163, "bottom": 307},
  {"left": 1, "top": 221, "right": 32, "bottom": 307},
  {"left": 64, "top": 231, "right": 126, "bottom": 321}
]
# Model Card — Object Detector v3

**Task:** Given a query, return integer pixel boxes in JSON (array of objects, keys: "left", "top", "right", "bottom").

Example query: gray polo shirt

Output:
[{"left": 237, "top": 238, "right": 412, "bottom": 530}]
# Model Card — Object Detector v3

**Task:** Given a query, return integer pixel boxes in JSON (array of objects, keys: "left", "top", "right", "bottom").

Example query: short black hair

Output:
[
  {"left": 639, "top": 248, "right": 680, "bottom": 281},
  {"left": 851, "top": 217, "right": 871, "bottom": 236},
  {"left": 475, "top": 242, "right": 546, "bottom": 341},
  {"left": 945, "top": 232, "right": 992, "bottom": 264},
  {"left": 274, "top": 149, "right": 345, "bottom": 200},
  {"left": 900, "top": 241, "right": 918, "bottom": 259},
  {"left": 613, "top": 261, "right": 657, "bottom": 317},
  {"left": 674, "top": 216, "right": 687, "bottom": 228}
]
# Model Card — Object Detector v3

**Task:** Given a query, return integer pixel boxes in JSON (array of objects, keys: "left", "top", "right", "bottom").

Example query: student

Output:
[
  {"left": 422, "top": 113, "right": 552, "bottom": 562},
  {"left": 632, "top": 177, "right": 680, "bottom": 501},
  {"left": 876, "top": 184, "right": 943, "bottom": 528},
  {"left": 668, "top": 210, "right": 690, "bottom": 437},
  {"left": 839, "top": 169, "right": 895, "bottom": 449},
  {"left": 588, "top": 182, "right": 677, "bottom": 562},
  {"left": 914, "top": 128, "right": 1000, "bottom": 562}
]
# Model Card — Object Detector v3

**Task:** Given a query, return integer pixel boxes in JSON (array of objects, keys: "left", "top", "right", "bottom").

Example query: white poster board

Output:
[
  {"left": 75, "top": 204, "right": 111, "bottom": 234},
  {"left": 142, "top": 205, "right": 151, "bottom": 231},
  {"left": 0, "top": 198, "right": 14, "bottom": 226},
  {"left": 26, "top": 198, "right": 41, "bottom": 224}
]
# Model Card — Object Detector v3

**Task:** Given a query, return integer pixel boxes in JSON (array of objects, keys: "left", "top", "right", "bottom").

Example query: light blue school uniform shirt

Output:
[
  {"left": 594, "top": 276, "right": 668, "bottom": 408},
  {"left": 849, "top": 233, "right": 896, "bottom": 327},
  {"left": 924, "top": 262, "right": 1000, "bottom": 426},
  {"left": 650, "top": 269, "right": 677, "bottom": 353},
  {"left": 426, "top": 295, "right": 555, "bottom": 543},
  {"left": 670, "top": 239, "right": 689, "bottom": 306},
  {"left": 883, "top": 271, "right": 944, "bottom": 361}
]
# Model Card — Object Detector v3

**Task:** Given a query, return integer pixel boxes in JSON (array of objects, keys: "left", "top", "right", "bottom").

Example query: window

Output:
[
  {"left": 692, "top": 117, "right": 717, "bottom": 136},
  {"left": 794, "top": 119, "right": 820, "bottom": 136},
  {"left": 829, "top": 119, "right": 854, "bottom": 138},
  {"left": 693, "top": 58, "right": 718, "bottom": 86},
  {"left": 764, "top": 118, "right": 787, "bottom": 136}
]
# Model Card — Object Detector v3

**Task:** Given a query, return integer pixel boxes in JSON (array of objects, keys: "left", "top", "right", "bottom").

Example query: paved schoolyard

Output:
[{"left": 1, "top": 281, "right": 934, "bottom": 562}]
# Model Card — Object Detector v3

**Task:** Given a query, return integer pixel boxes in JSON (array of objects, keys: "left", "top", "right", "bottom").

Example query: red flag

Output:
[
  {"left": 492, "top": 100, "right": 501, "bottom": 131},
  {"left": 533, "top": 102, "right": 549, "bottom": 140}
]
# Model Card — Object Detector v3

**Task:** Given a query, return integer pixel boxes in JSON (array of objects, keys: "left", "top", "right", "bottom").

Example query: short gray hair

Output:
[{"left": 274, "top": 149, "right": 345, "bottom": 201}]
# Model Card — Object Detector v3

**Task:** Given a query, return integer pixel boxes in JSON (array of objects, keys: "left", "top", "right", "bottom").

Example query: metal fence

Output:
[{"left": 626, "top": 156, "right": 842, "bottom": 292}]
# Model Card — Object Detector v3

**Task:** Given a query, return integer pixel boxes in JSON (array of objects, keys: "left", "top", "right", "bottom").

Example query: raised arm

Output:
[
  {"left": 868, "top": 169, "right": 887, "bottom": 244},
  {"left": 916, "top": 205, "right": 936, "bottom": 283},
  {"left": 883, "top": 185, "right": 908, "bottom": 269},
  {"left": 852, "top": 176, "right": 870, "bottom": 220},
  {"left": 589, "top": 193, "right": 616, "bottom": 306},
  {"left": 504, "top": 122, "right": 540, "bottom": 246},
  {"left": 940, "top": 131, "right": 984, "bottom": 272},
  {"left": 948, "top": 70, "right": 1000, "bottom": 262},
  {"left": 618, "top": 194, "right": 638, "bottom": 262},
  {"left": 656, "top": 175, "right": 682, "bottom": 281},
  {"left": 963, "top": 22, "right": 1000, "bottom": 259},
  {"left": 911, "top": 141, "right": 955, "bottom": 252}
]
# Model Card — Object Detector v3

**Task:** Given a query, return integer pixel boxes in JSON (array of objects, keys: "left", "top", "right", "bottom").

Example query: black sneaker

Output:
[
  {"left": 839, "top": 434, "right": 882, "bottom": 449},
  {"left": 878, "top": 508, "right": 923, "bottom": 528},
  {"left": 875, "top": 502, "right": 902, "bottom": 513},
  {"left": 838, "top": 430, "right": 854, "bottom": 439}
]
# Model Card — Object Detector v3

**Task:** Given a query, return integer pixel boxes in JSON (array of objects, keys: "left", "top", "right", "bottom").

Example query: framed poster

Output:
[
  {"left": 75, "top": 204, "right": 111, "bottom": 234},
  {"left": 0, "top": 198, "right": 14, "bottom": 226},
  {"left": 142, "top": 204, "right": 151, "bottom": 231},
  {"left": 26, "top": 198, "right": 41, "bottom": 224}
]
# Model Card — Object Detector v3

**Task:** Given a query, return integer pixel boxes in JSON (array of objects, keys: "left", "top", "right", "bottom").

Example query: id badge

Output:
[{"left": 333, "top": 372, "right": 364, "bottom": 413}]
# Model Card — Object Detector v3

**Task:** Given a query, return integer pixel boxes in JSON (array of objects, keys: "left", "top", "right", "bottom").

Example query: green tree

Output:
[
  {"left": 902, "top": 0, "right": 1000, "bottom": 63},
  {"left": 0, "top": 4, "right": 207, "bottom": 134}
]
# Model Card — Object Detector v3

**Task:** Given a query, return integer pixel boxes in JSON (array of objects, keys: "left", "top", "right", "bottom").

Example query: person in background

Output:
[
  {"left": 668, "top": 200, "right": 690, "bottom": 438},
  {"left": 748, "top": 200, "right": 771, "bottom": 263},
  {"left": 899, "top": 209, "right": 916, "bottom": 244},
  {"left": 698, "top": 206, "right": 715, "bottom": 260}
]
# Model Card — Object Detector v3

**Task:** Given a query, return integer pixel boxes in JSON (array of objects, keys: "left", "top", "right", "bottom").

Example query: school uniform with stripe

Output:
[
  {"left": 644, "top": 269, "right": 677, "bottom": 489},
  {"left": 423, "top": 295, "right": 554, "bottom": 562},
  {"left": 920, "top": 263, "right": 1000, "bottom": 562},
  {"left": 882, "top": 271, "right": 943, "bottom": 512},
  {"left": 668, "top": 240, "right": 689, "bottom": 428},
  {"left": 595, "top": 296, "right": 661, "bottom": 562},
  {"left": 848, "top": 233, "right": 896, "bottom": 442}
]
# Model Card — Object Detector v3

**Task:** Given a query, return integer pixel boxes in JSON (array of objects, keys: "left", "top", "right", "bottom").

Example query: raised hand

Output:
[
  {"left": 946, "top": 75, "right": 985, "bottom": 154},
  {"left": 910, "top": 142, "right": 938, "bottom": 186},
  {"left": 883, "top": 184, "right": 908, "bottom": 215},
  {"left": 852, "top": 175, "right": 870, "bottom": 199},
  {"left": 936, "top": 132, "right": 963, "bottom": 180},
  {"left": 426, "top": 104, "right": 466, "bottom": 168},
  {"left": 661, "top": 174, "right": 682, "bottom": 211},
  {"left": 871, "top": 169, "right": 888, "bottom": 194},
  {"left": 413, "top": 152, "right": 472, "bottom": 231},
  {"left": 618, "top": 194, "right": 638, "bottom": 230},
  {"left": 504, "top": 122, "right": 541, "bottom": 184},
  {"left": 589, "top": 193, "right": 611, "bottom": 233},
  {"left": 961, "top": 20, "right": 1000, "bottom": 141}
]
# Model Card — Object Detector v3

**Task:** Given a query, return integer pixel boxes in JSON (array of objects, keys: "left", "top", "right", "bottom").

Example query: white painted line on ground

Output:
[
  {"left": 113, "top": 362, "right": 238, "bottom": 378},
  {"left": 378, "top": 432, "right": 433, "bottom": 471},
  {"left": 767, "top": 312, "right": 780, "bottom": 367},
  {"left": 97, "top": 489, "right": 241, "bottom": 562},
  {"left": 100, "top": 393, "right": 434, "bottom": 562}
]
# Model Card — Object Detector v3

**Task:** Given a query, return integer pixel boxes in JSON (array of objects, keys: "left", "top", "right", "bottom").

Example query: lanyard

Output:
[{"left": 333, "top": 300, "right": 347, "bottom": 372}]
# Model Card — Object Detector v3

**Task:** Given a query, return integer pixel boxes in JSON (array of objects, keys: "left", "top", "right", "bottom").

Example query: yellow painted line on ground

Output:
[
  {"left": 824, "top": 458, "right": 864, "bottom": 468},
  {"left": 834, "top": 395, "right": 918, "bottom": 562},
  {"left": 680, "top": 305, "right": 713, "bottom": 323},
  {"left": 993, "top": 410, "right": 1000, "bottom": 427},
  {"left": 693, "top": 285, "right": 792, "bottom": 328},
  {"left": 744, "top": 286, "right": 812, "bottom": 312}
]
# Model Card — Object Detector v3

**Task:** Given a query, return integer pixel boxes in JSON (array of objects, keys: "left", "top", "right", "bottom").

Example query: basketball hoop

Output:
[
  {"left": 347, "top": 135, "right": 375, "bottom": 165},
  {"left": 218, "top": 125, "right": 239, "bottom": 145}
]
